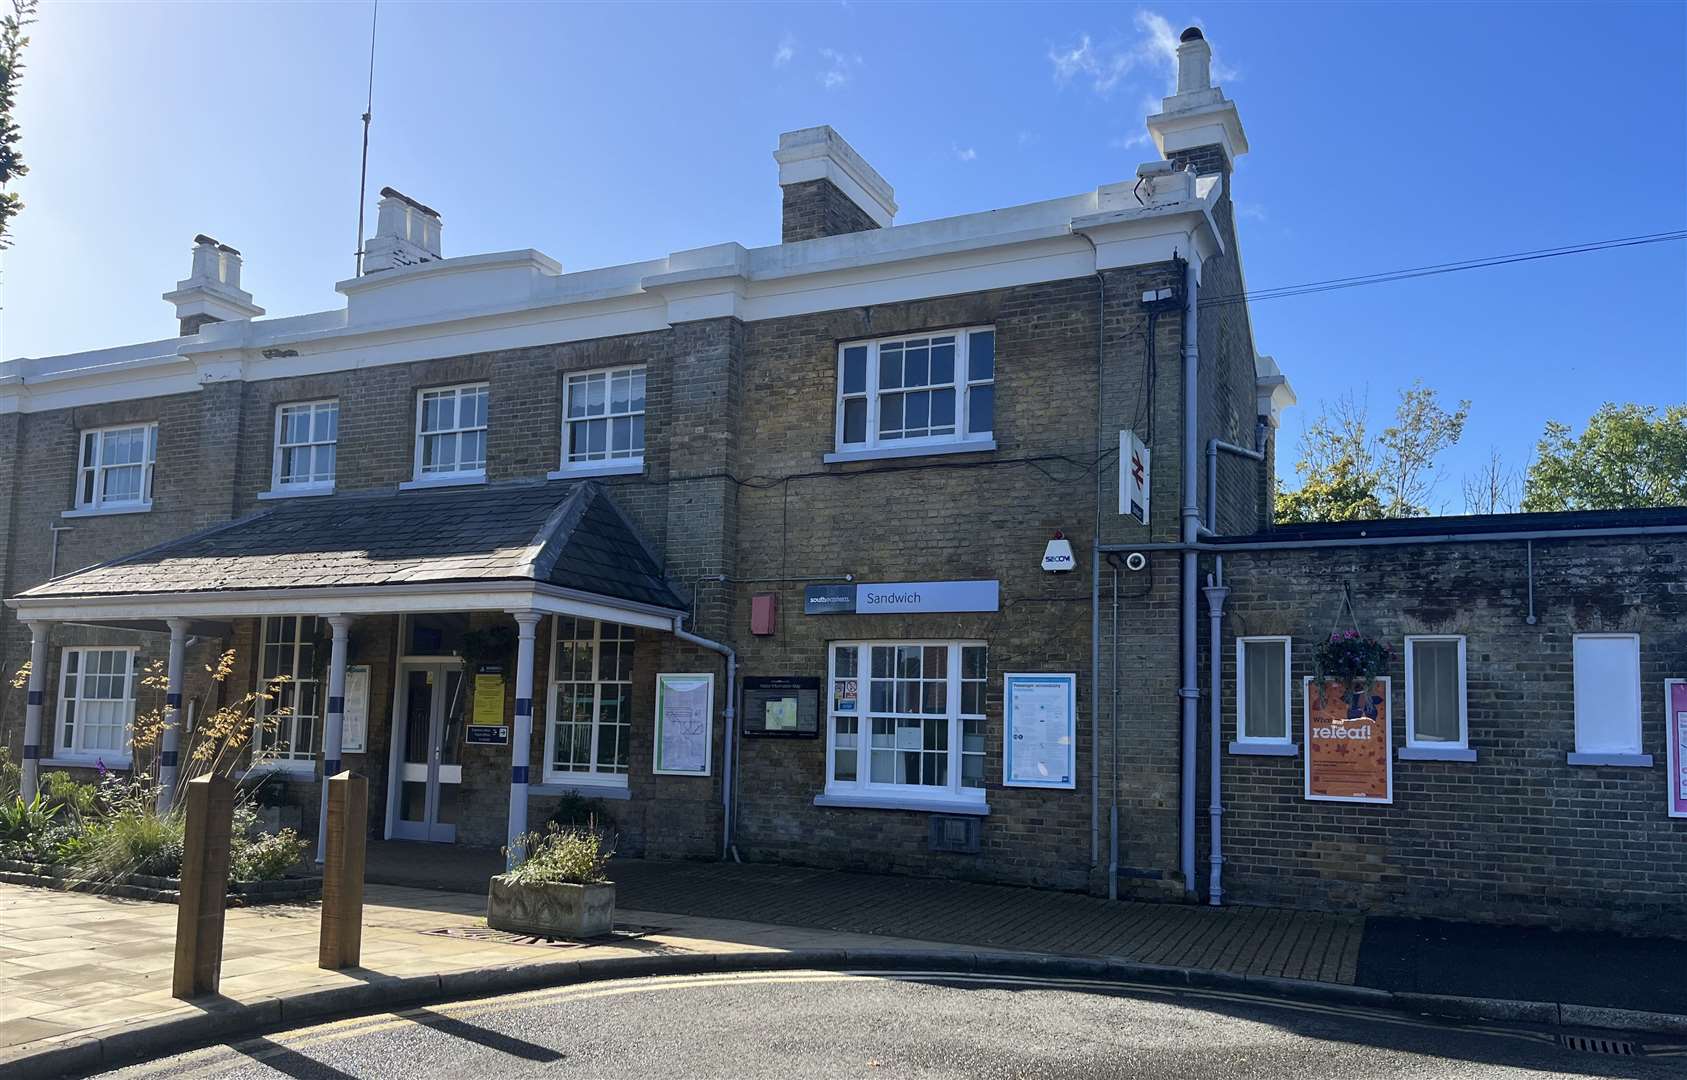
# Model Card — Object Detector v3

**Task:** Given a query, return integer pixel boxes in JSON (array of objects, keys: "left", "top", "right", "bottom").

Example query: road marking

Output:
[{"left": 122, "top": 968, "right": 1610, "bottom": 1077}]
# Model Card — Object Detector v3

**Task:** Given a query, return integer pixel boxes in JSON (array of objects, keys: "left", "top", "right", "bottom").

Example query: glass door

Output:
[{"left": 391, "top": 662, "right": 465, "bottom": 843}]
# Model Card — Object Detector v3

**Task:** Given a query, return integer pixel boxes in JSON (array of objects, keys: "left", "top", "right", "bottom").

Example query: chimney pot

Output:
[
  {"left": 1176, "top": 28, "right": 1213, "bottom": 94},
  {"left": 163, "top": 234, "right": 262, "bottom": 336},
  {"left": 362, "top": 187, "right": 444, "bottom": 273}
]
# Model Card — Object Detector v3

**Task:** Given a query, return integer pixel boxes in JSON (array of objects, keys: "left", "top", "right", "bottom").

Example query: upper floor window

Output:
[
  {"left": 414, "top": 383, "right": 488, "bottom": 483},
  {"left": 56, "top": 646, "right": 138, "bottom": 765},
  {"left": 75, "top": 423, "right": 157, "bottom": 512},
  {"left": 834, "top": 328, "right": 995, "bottom": 458},
  {"left": 561, "top": 366, "right": 646, "bottom": 471},
  {"left": 826, "top": 641, "right": 987, "bottom": 804},
  {"left": 271, "top": 400, "right": 338, "bottom": 493}
]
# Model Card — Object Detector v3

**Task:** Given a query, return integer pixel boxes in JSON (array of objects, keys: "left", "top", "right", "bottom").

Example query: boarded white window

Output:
[
  {"left": 1406, "top": 636, "right": 1467, "bottom": 747},
  {"left": 1236, "top": 637, "right": 1291, "bottom": 743},
  {"left": 1572, "top": 634, "right": 1641, "bottom": 754}
]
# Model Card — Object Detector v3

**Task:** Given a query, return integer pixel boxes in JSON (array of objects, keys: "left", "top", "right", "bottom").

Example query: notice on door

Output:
[
  {"left": 1004, "top": 673, "right": 1076, "bottom": 789},
  {"left": 1667, "top": 679, "right": 1687, "bottom": 819},
  {"left": 654, "top": 673, "right": 714, "bottom": 776},
  {"left": 468, "top": 664, "right": 509, "bottom": 746},
  {"left": 1303, "top": 677, "right": 1392, "bottom": 803},
  {"left": 340, "top": 665, "right": 370, "bottom": 753}
]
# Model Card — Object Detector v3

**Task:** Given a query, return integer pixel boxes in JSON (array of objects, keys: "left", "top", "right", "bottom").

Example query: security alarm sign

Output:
[{"left": 1120, "top": 430, "right": 1151, "bottom": 525}]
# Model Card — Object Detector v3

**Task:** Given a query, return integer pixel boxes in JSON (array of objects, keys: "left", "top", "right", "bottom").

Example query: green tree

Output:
[
  {"left": 0, "top": 0, "right": 38, "bottom": 250},
  {"left": 1521, "top": 402, "right": 1687, "bottom": 511},
  {"left": 1274, "top": 380, "right": 1470, "bottom": 523}
]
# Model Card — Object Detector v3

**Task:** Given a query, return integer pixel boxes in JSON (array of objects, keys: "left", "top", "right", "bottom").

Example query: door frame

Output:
[{"left": 383, "top": 656, "right": 467, "bottom": 842}]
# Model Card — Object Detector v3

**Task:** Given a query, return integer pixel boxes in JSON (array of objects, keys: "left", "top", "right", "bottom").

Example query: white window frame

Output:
[
  {"left": 1569, "top": 632, "right": 1650, "bottom": 766},
  {"left": 407, "top": 382, "right": 489, "bottom": 488},
  {"left": 1403, "top": 636, "right": 1469, "bottom": 753},
  {"left": 553, "top": 365, "right": 647, "bottom": 479},
  {"left": 1233, "top": 636, "right": 1294, "bottom": 751},
  {"left": 68, "top": 423, "right": 157, "bottom": 516},
  {"left": 52, "top": 646, "right": 138, "bottom": 766},
  {"left": 265, "top": 399, "right": 339, "bottom": 497},
  {"left": 542, "top": 617, "right": 635, "bottom": 788},
  {"left": 828, "top": 327, "right": 996, "bottom": 463},
  {"left": 819, "top": 640, "right": 988, "bottom": 813},
  {"left": 252, "top": 616, "right": 322, "bottom": 774}
]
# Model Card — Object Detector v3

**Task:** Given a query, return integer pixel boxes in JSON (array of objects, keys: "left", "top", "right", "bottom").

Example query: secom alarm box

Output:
[{"left": 741, "top": 676, "right": 821, "bottom": 738}]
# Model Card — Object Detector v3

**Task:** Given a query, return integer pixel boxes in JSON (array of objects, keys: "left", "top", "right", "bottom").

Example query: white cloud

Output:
[
  {"left": 1049, "top": 9, "right": 1240, "bottom": 98},
  {"left": 1236, "top": 203, "right": 1268, "bottom": 222},
  {"left": 818, "top": 48, "right": 861, "bottom": 90},
  {"left": 773, "top": 33, "right": 795, "bottom": 68},
  {"left": 1016, "top": 130, "right": 1038, "bottom": 147},
  {"left": 953, "top": 144, "right": 978, "bottom": 162},
  {"left": 1109, "top": 131, "right": 1153, "bottom": 150}
]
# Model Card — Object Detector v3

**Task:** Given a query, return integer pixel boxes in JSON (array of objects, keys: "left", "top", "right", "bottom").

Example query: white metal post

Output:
[
  {"left": 155, "top": 618, "right": 192, "bottom": 814},
  {"left": 506, "top": 611, "right": 542, "bottom": 869},
  {"left": 316, "top": 615, "right": 355, "bottom": 864},
  {"left": 20, "top": 622, "right": 49, "bottom": 801}
]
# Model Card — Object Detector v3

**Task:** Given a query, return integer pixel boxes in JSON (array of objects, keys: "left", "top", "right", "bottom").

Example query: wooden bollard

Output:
[
  {"left": 319, "top": 771, "right": 368, "bottom": 970},
  {"left": 173, "top": 774, "right": 234, "bottom": 999}
]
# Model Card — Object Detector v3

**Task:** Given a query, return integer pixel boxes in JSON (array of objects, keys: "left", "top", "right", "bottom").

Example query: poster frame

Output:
[
  {"left": 340, "top": 664, "right": 371, "bottom": 753},
  {"left": 1002, "top": 672, "right": 1078, "bottom": 790},
  {"left": 653, "top": 672, "right": 715, "bottom": 777},
  {"left": 1302, "top": 676, "right": 1393, "bottom": 804},
  {"left": 1667, "top": 679, "right": 1686, "bottom": 820}
]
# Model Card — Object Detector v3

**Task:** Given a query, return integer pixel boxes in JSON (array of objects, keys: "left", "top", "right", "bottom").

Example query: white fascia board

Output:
[{"left": 6, "top": 579, "right": 682, "bottom": 630}]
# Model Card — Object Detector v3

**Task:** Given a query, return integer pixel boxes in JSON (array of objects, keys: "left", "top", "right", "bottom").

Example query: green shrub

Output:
[
  {"left": 82, "top": 810, "right": 184, "bottom": 879},
  {"left": 0, "top": 795, "right": 61, "bottom": 860},
  {"left": 503, "top": 823, "right": 614, "bottom": 886},
  {"left": 41, "top": 772, "right": 99, "bottom": 821},
  {"left": 228, "top": 803, "right": 307, "bottom": 882},
  {"left": 0, "top": 756, "right": 19, "bottom": 801}
]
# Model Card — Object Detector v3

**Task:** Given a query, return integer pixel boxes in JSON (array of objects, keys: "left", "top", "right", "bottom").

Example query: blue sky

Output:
[{"left": 3, "top": 2, "right": 1683, "bottom": 506}]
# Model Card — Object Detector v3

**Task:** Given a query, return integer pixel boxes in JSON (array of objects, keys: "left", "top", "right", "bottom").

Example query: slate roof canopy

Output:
[{"left": 14, "top": 480, "right": 685, "bottom": 613}]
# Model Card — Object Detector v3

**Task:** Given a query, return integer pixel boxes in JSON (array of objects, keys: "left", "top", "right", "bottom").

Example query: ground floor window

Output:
[
  {"left": 55, "top": 647, "right": 138, "bottom": 764},
  {"left": 827, "top": 641, "right": 987, "bottom": 801},
  {"left": 253, "top": 616, "right": 322, "bottom": 769},
  {"left": 545, "top": 616, "right": 635, "bottom": 785},
  {"left": 1572, "top": 633, "right": 1642, "bottom": 755},
  {"left": 1405, "top": 636, "right": 1467, "bottom": 748}
]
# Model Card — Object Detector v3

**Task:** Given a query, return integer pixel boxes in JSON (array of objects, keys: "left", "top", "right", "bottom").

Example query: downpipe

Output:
[
  {"left": 1203, "top": 572, "right": 1229, "bottom": 905},
  {"left": 674, "top": 615, "right": 739, "bottom": 862},
  {"left": 1177, "top": 255, "right": 1200, "bottom": 898}
]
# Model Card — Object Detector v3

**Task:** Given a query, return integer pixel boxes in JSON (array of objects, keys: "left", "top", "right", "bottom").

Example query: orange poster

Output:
[{"left": 1303, "top": 677, "right": 1392, "bottom": 804}]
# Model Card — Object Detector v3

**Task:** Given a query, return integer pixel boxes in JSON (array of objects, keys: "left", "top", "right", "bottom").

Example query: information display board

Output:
[
  {"left": 654, "top": 673, "right": 714, "bottom": 776},
  {"left": 1667, "top": 679, "right": 1687, "bottom": 819},
  {"left": 467, "top": 664, "right": 509, "bottom": 746},
  {"left": 742, "top": 676, "right": 821, "bottom": 738},
  {"left": 340, "top": 665, "right": 371, "bottom": 753},
  {"left": 1003, "top": 673, "right": 1077, "bottom": 789},
  {"left": 1303, "top": 677, "right": 1392, "bottom": 803}
]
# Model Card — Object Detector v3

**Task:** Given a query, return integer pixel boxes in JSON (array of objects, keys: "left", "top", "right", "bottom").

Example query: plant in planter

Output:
[
  {"left": 1311, "top": 630, "right": 1392, "bottom": 718},
  {"left": 489, "top": 823, "right": 616, "bottom": 939}
]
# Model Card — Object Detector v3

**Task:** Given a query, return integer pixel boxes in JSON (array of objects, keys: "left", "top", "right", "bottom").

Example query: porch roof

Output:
[{"left": 8, "top": 479, "right": 686, "bottom": 617}]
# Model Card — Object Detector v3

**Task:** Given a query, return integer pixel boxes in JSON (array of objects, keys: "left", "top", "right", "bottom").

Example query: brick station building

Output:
[{"left": 2, "top": 28, "right": 1682, "bottom": 934}]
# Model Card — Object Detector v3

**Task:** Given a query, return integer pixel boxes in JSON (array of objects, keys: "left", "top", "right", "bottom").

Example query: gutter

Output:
[
  {"left": 1100, "top": 522, "right": 1687, "bottom": 555},
  {"left": 673, "top": 615, "right": 739, "bottom": 862}
]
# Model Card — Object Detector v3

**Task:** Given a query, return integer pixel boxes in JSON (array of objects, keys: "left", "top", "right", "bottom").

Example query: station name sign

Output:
[{"left": 805, "top": 580, "right": 1000, "bottom": 615}]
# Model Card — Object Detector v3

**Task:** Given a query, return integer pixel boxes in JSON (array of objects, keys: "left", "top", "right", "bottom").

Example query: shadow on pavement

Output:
[
  {"left": 406, "top": 1007, "right": 565, "bottom": 1063},
  {"left": 234, "top": 1036, "right": 361, "bottom": 1080}
]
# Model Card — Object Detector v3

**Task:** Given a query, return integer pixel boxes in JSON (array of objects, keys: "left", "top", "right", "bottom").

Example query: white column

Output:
[
  {"left": 505, "top": 611, "right": 542, "bottom": 869},
  {"left": 20, "top": 622, "right": 49, "bottom": 801},
  {"left": 315, "top": 615, "right": 355, "bottom": 864},
  {"left": 155, "top": 618, "right": 192, "bottom": 814}
]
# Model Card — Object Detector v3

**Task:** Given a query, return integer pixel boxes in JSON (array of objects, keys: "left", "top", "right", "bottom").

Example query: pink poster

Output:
[{"left": 1669, "top": 680, "right": 1687, "bottom": 820}]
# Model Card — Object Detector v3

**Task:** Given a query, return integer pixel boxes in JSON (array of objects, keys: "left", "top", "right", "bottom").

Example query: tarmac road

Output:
[{"left": 99, "top": 969, "right": 1685, "bottom": 1080}]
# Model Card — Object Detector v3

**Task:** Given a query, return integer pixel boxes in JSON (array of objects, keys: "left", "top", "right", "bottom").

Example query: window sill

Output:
[
  {"left": 1399, "top": 746, "right": 1477, "bottom": 762},
  {"left": 1566, "top": 752, "right": 1653, "bottom": 768},
  {"left": 823, "top": 439, "right": 996, "bottom": 465},
  {"left": 257, "top": 485, "right": 335, "bottom": 501},
  {"left": 533, "top": 780, "right": 633, "bottom": 800},
  {"left": 1228, "top": 741, "right": 1298, "bottom": 757},
  {"left": 547, "top": 459, "right": 645, "bottom": 481},
  {"left": 62, "top": 502, "right": 151, "bottom": 519},
  {"left": 399, "top": 474, "right": 487, "bottom": 492},
  {"left": 41, "top": 756, "right": 131, "bottom": 770},
  {"left": 813, "top": 791, "right": 990, "bottom": 816},
  {"left": 240, "top": 761, "right": 317, "bottom": 779}
]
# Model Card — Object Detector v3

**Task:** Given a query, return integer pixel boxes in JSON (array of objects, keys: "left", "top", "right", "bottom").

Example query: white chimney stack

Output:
[
  {"left": 1176, "top": 26, "right": 1213, "bottom": 94},
  {"left": 361, "top": 187, "right": 443, "bottom": 274},
  {"left": 162, "top": 234, "right": 264, "bottom": 337},
  {"left": 1145, "top": 26, "right": 1249, "bottom": 171}
]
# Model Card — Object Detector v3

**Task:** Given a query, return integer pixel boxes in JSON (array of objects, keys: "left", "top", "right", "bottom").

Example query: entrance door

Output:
[{"left": 391, "top": 662, "right": 466, "bottom": 842}]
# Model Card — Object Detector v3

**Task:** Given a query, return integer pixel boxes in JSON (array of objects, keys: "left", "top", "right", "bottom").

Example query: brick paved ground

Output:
[{"left": 365, "top": 843, "right": 1364, "bottom": 984}]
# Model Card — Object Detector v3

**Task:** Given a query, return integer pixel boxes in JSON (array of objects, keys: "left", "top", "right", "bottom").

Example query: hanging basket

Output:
[{"left": 1311, "top": 630, "right": 1391, "bottom": 719}]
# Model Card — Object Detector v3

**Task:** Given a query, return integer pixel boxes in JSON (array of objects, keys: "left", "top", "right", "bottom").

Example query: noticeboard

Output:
[
  {"left": 742, "top": 676, "right": 821, "bottom": 739},
  {"left": 340, "top": 665, "right": 371, "bottom": 753},
  {"left": 654, "top": 673, "right": 714, "bottom": 776},
  {"left": 1667, "top": 679, "right": 1686, "bottom": 819},
  {"left": 467, "top": 664, "right": 509, "bottom": 746},
  {"left": 1003, "top": 673, "right": 1077, "bottom": 789}
]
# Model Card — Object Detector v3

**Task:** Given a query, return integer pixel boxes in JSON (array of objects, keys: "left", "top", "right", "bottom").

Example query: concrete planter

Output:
[{"left": 487, "top": 874, "right": 615, "bottom": 939}]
